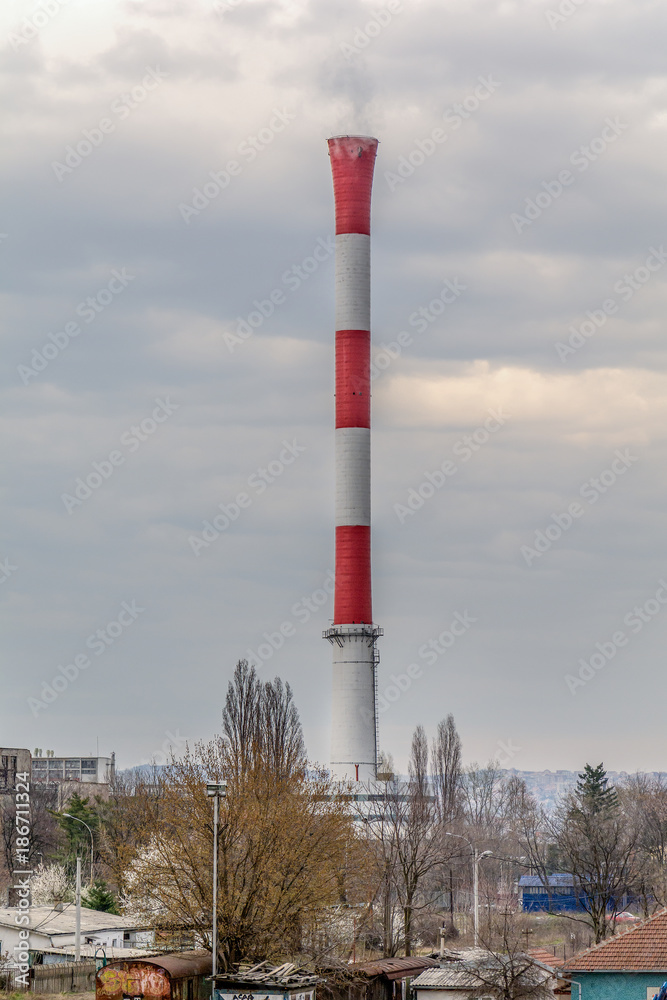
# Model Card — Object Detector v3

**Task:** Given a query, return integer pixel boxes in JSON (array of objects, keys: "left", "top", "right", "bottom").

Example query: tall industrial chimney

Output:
[{"left": 324, "top": 135, "right": 382, "bottom": 784}]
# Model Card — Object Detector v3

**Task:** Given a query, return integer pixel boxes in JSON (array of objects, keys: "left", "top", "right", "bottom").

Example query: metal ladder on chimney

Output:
[{"left": 373, "top": 642, "right": 380, "bottom": 771}]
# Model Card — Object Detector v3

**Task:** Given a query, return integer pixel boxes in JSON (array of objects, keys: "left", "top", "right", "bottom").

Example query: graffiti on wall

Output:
[{"left": 98, "top": 965, "right": 170, "bottom": 1000}]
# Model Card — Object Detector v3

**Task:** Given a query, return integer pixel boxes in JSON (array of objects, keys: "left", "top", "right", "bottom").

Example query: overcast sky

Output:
[{"left": 3, "top": 0, "right": 667, "bottom": 775}]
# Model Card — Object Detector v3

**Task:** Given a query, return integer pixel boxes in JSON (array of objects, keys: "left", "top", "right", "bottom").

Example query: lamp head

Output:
[{"left": 206, "top": 782, "right": 228, "bottom": 798}]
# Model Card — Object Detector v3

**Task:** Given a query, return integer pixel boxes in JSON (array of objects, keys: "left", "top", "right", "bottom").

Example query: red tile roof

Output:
[
  {"left": 528, "top": 948, "right": 565, "bottom": 970},
  {"left": 565, "top": 909, "right": 667, "bottom": 972}
]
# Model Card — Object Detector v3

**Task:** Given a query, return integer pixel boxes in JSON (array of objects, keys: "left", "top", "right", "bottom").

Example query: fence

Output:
[{"left": 1, "top": 960, "right": 98, "bottom": 993}]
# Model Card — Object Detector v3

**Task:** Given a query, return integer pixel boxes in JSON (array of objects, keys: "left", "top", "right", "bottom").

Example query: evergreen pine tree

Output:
[
  {"left": 575, "top": 762, "right": 618, "bottom": 813},
  {"left": 56, "top": 792, "right": 99, "bottom": 878},
  {"left": 81, "top": 878, "right": 119, "bottom": 914}
]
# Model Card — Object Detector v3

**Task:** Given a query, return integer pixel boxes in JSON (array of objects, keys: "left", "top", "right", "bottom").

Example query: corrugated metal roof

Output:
[
  {"left": 519, "top": 873, "right": 574, "bottom": 888},
  {"left": 100, "top": 950, "right": 212, "bottom": 978},
  {"left": 565, "top": 909, "right": 667, "bottom": 972},
  {"left": 412, "top": 967, "right": 483, "bottom": 988},
  {"left": 413, "top": 956, "right": 552, "bottom": 990},
  {"left": 352, "top": 957, "right": 439, "bottom": 980}
]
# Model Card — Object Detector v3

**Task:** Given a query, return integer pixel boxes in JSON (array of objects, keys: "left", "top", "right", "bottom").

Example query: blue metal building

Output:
[{"left": 518, "top": 873, "right": 586, "bottom": 912}]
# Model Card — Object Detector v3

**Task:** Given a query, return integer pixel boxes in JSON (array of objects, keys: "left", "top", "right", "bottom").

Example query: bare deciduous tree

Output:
[
  {"left": 460, "top": 763, "right": 511, "bottom": 837},
  {"left": 431, "top": 714, "right": 462, "bottom": 823},
  {"left": 115, "top": 665, "right": 357, "bottom": 969},
  {"left": 222, "top": 660, "right": 306, "bottom": 780},
  {"left": 261, "top": 675, "right": 306, "bottom": 779},
  {"left": 121, "top": 739, "right": 358, "bottom": 969},
  {"left": 621, "top": 773, "right": 667, "bottom": 915},
  {"left": 0, "top": 784, "right": 60, "bottom": 898},
  {"left": 466, "top": 911, "right": 556, "bottom": 999},
  {"left": 221, "top": 659, "right": 264, "bottom": 773},
  {"left": 544, "top": 767, "right": 640, "bottom": 943},
  {"left": 364, "top": 726, "right": 453, "bottom": 956},
  {"left": 97, "top": 769, "right": 164, "bottom": 896}
]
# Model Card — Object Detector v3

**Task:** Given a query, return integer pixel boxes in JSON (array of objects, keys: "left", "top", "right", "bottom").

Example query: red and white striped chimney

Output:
[{"left": 324, "top": 135, "right": 382, "bottom": 784}]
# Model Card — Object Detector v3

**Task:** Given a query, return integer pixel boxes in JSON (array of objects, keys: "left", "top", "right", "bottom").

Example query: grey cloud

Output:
[{"left": 3, "top": 0, "right": 667, "bottom": 772}]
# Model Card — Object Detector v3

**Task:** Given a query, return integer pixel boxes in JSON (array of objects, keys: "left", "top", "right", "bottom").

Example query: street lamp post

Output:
[
  {"left": 206, "top": 782, "right": 227, "bottom": 982},
  {"left": 75, "top": 856, "right": 81, "bottom": 962},
  {"left": 63, "top": 813, "right": 95, "bottom": 887},
  {"left": 445, "top": 832, "right": 492, "bottom": 947}
]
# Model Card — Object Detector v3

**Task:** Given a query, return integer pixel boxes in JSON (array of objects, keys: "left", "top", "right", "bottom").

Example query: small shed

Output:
[
  {"left": 96, "top": 950, "right": 212, "bottom": 1000},
  {"left": 412, "top": 954, "right": 555, "bottom": 999},
  {"left": 213, "top": 962, "right": 319, "bottom": 1000},
  {"left": 322, "top": 956, "right": 439, "bottom": 1000},
  {"left": 412, "top": 966, "right": 491, "bottom": 998}
]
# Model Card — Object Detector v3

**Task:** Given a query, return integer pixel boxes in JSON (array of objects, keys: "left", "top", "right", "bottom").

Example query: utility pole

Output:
[
  {"left": 473, "top": 849, "right": 480, "bottom": 948},
  {"left": 75, "top": 857, "right": 81, "bottom": 962},
  {"left": 212, "top": 793, "right": 218, "bottom": 977},
  {"left": 383, "top": 861, "right": 392, "bottom": 957},
  {"left": 206, "top": 782, "right": 227, "bottom": 982},
  {"left": 445, "top": 833, "right": 492, "bottom": 948}
]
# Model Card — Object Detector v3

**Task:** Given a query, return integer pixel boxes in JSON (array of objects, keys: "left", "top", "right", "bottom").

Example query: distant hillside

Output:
[
  {"left": 118, "top": 764, "right": 665, "bottom": 812},
  {"left": 118, "top": 764, "right": 166, "bottom": 778},
  {"left": 504, "top": 768, "right": 667, "bottom": 811}
]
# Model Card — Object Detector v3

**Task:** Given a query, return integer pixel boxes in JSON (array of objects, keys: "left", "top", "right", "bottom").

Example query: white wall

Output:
[{"left": 0, "top": 924, "right": 51, "bottom": 956}]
